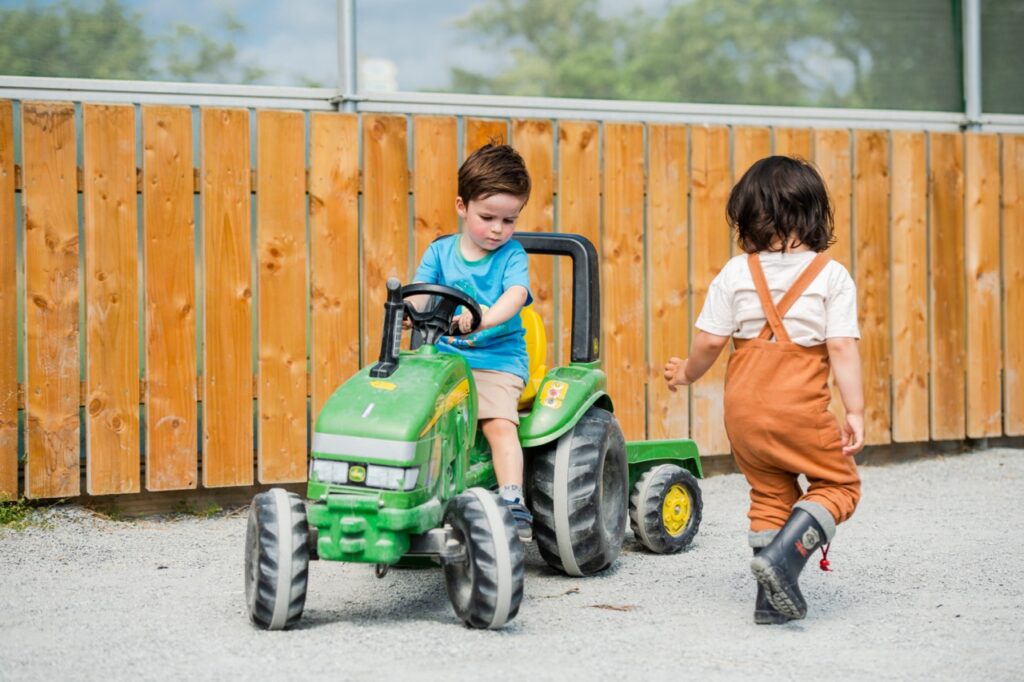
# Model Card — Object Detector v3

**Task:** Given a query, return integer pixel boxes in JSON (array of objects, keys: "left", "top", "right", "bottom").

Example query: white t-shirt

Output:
[{"left": 695, "top": 250, "right": 860, "bottom": 346}]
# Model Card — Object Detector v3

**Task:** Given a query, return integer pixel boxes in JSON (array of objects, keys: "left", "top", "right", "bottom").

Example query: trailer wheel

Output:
[
  {"left": 443, "top": 488, "right": 525, "bottom": 629},
  {"left": 245, "top": 488, "right": 310, "bottom": 630},
  {"left": 629, "top": 464, "right": 702, "bottom": 554},
  {"left": 528, "top": 406, "right": 628, "bottom": 576}
]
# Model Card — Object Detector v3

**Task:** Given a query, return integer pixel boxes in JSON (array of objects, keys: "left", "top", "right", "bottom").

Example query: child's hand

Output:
[
  {"left": 840, "top": 412, "right": 864, "bottom": 457},
  {"left": 663, "top": 357, "right": 691, "bottom": 392},
  {"left": 454, "top": 309, "right": 477, "bottom": 334}
]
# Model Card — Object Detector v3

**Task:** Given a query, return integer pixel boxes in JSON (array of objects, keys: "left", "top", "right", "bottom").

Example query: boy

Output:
[{"left": 411, "top": 143, "right": 534, "bottom": 542}]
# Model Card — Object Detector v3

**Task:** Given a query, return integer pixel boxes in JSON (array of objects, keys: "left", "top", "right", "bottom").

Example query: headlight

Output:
[
  {"left": 311, "top": 458, "right": 349, "bottom": 485},
  {"left": 367, "top": 465, "right": 420, "bottom": 491}
]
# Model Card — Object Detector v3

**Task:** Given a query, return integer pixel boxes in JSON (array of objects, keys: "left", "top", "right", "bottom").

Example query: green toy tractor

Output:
[{"left": 244, "top": 233, "right": 703, "bottom": 631}]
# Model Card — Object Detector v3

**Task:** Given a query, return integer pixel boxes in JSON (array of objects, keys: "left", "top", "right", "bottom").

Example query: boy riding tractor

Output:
[{"left": 245, "top": 233, "right": 703, "bottom": 630}]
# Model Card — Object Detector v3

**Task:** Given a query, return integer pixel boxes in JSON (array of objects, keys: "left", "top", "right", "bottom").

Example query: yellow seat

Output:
[{"left": 518, "top": 305, "right": 548, "bottom": 411}]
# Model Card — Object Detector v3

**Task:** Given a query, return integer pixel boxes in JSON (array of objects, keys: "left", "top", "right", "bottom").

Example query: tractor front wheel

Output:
[
  {"left": 528, "top": 406, "right": 628, "bottom": 577},
  {"left": 442, "top": 488, "right": 525, "bottom": 629},
  {"left": 629, "top": 464, "right": 703, "bottom": 554},
  {"left": 245, "top": 488, "right": 310, "bottom": 630}
]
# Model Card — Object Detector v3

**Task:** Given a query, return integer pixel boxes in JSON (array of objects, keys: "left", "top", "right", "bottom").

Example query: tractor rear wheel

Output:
[
  {"left": 245, "top": 488, "right": 310, "bottom": 630},
  {"left": 629, "top": 464, "right": 703, "bottom": 554},
  {"left": 528, "top": 406, "right": 628, "bottom": 576},
  {"left": 442, "top": 488, "right": 525, "bottom": 629}
]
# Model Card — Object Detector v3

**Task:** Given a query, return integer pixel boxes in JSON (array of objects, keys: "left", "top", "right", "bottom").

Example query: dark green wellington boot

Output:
[
  {"left": 750, "top": 508, "right": 828, "bottom": 620},
  {"left": 753, "top": 548, "right": 791, "bottom": 624}
]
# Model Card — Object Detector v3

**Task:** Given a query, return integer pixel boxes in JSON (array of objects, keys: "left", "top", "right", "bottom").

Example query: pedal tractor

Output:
[{"left": 245, "top": 234, "right": 703, "bottom": 631}]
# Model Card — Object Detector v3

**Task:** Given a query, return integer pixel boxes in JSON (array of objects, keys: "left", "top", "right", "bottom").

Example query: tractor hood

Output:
[{"left": 312, "top": 348, "right": 474, "bottom": 463}]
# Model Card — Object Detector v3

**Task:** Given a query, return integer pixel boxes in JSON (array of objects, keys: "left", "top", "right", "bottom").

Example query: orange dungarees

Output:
[{"left": 723, "top": 253, "right": 861, "bottom": 533}]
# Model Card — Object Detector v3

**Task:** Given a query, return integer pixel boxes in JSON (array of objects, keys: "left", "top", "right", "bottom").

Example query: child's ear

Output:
[{"left": 455, "top": 196, "right": 467, "bottom": 218}]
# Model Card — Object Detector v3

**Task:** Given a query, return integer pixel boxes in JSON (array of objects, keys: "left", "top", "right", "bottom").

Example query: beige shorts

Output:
[{"left": 472, "top": 369, "right": 525, "bottom": 425}]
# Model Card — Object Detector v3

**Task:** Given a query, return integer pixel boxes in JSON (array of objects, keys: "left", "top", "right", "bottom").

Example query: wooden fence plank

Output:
[
  {"left": 512, "top": 119, "right": 556, "bottom": 362},
  {"left": 556, "top": 120, "right": 600, "bottom": 366},
  {"left": 602, "top": 122, "right": 645, "bottom": 441},
  {"left": 256, "top": 110, "right": 307, "bottom": 483},
  {"left": 22, "top": 102, "right": 80, "bottom": 499},
  {"left": 142, "top": 106, "right": 197, "bottom": 491},
  {"left": 734, "top": 127, "right": 771, "bottom": 179},
  {"left": 853, "top": 130, "right": 891, "bottom": 445},
  {"left": 890, "top": 131, "right": 929, "bottom": 442},
  {"left": 1004, "top": 135, "right": 1024, "bottom": 435},
  {"left": 774, "top": 128, "right": 813, "bottom": 160},
  {"left": 83, "top": 104, "right": 140, "bottom": 495},
  {"left": 362, "top": 115, "right": 409, "bottom": 365},
  {"left": 413, "top": 116, "right": 458, "bottom": 260},
  {"left": 964, "top": 133, "right": 1002, "bottom": 437},
  {"left": 929, "top": 132, "right": 966, "bottom": 440},
  {"left": 310, "top": 113, "right": 360, "bottom": 418},
  {"left": 689, "top": 126, "right": 732, "bottom": 455},
  {"left": 464, "top": 118, "right": 507, "bottom": 157},
  {"left": 646, "top": 124, "right": 688, "bottom": 440},
  {"left": 814, "top": 129, "right": 853, "bottom": 423},
  {"left": 0, "top": 101, "right": 16, "bottom": 497},
  {"left": 201, "top": 108, "right": 253, "bottom": 487}
]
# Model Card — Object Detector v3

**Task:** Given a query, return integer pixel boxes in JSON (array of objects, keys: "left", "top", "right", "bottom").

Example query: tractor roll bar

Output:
[{"left": 513, "top": 233, "right": 600, "bottom": 364}]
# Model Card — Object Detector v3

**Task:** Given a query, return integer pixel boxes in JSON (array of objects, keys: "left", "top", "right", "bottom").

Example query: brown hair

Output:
[
  {"left": 726, "top": 155, "right": 835, "bottom": 253},
  {"left": 458, "top": 142, "right": 531, "bottom": 204}
]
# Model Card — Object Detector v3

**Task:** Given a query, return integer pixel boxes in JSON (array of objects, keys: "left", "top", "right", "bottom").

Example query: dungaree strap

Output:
[{"left": 747, "top": 252, "right": 832, "bottom": 342}]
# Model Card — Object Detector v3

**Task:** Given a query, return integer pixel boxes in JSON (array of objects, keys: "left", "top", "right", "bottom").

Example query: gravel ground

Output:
[{"left": 2, "top": 448, "right": 1022, "bottom": 682}]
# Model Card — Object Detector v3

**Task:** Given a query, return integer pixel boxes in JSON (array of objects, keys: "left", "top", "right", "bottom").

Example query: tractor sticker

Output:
[
  {"left": 419, "top": 379, "right": 471, "bottom": 437},
  {"left": 349, "top": 465, "right": 366, "bottom": 483},
  {"left": 370, "top": 380, "right": 396, "bottom": 391},
  {"left": 541, "top": 380, "right": 569, "bottom": 409}
]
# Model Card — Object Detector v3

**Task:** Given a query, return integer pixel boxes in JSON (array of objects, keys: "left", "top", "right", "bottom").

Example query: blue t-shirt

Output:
[{"left": 413, "top": 235, "right": 533, "bottom": 383}]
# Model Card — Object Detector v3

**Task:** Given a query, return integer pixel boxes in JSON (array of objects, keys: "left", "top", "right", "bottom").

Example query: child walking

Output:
[
  {"left": 664, "top": 156, "right": 864, "bottom": 623},
  {"left": 411, "top": 143, "right": 535, "bottom": 542}
]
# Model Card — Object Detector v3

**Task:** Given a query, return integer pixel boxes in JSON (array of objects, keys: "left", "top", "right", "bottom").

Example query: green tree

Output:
[
  {"left": 0, "top": 0, "right": 266, "bottom": 84},
  {"left": 451, "top": 0, "right": 963, "bottom": 110}
]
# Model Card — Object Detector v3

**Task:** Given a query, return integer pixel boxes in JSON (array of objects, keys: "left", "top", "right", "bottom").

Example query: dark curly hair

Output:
[{"left": 727, "top": 155, "right": 835, "bottom": 253}]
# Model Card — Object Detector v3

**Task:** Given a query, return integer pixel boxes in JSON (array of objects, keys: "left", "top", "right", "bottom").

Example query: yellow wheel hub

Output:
[{"left": 662, "top": 484, "right": 691, "bottom": 537}]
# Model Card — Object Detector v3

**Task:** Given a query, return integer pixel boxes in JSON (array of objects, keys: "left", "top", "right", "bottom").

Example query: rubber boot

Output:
[
  {"left": 749, "top": 508, "right": 826, "bottom": 620},
  {"left": 753, "top": 548, "right": 791, "bottom": 624}
]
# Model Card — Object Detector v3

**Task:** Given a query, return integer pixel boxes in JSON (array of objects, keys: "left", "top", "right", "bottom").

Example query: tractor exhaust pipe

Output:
[{"left": 370, "top": 277, "right": 404, "bottom": 378}]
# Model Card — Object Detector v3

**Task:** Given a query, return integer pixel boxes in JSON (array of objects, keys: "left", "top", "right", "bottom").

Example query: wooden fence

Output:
[{"left": 0, "top": 99, "right": 1021, "bottom": 499}]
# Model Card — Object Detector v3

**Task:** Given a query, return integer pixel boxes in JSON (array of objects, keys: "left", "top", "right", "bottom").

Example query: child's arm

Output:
[
  {"left": 454, "top": 285, "right": 528, "bottom": 334},
  {"left": 663, "top": 331, "right": 731, "bottom": 391},
  {"left": 826, "top": 337, "right": 865, "bottom": 456}
]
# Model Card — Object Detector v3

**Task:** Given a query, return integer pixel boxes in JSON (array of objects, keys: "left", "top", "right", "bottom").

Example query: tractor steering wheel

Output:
[{"left": 401, "top": 283, "right": 483, "bottom": 346}]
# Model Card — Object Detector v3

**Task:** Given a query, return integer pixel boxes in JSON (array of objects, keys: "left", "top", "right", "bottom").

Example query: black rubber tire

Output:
[
  {"left": 527, "top": 406, "right": 628, "bottom": 576},
  {"left": 442, "top": 488, "right": 525, "bottom": 629},
  {"left": 629, "top": 464, "right": 703, "bottom": 554},
  {"left": 245, "top": 488, "right": 310, "bottom": 630}
]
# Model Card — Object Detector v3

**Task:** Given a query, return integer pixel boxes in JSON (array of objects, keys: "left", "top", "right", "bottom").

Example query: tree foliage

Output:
[
  {"left": 451, "top": 0, "right": 963, "bottom": 110},
  {"left": 0, "top": 0, "right": 265, "bottom": 83}
]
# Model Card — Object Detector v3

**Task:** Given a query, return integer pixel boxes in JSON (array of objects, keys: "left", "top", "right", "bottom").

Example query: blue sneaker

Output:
[{"left": 500, "top": 498, "right": 534, "bottom": 543}]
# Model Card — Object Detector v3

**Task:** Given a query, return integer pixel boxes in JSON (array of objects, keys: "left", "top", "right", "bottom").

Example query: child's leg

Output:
[
  {"left": 732, "top": 444, "right": 803, "bottom": 535},
  {"left": 481, "top": 418, "right": 523, "bottom": 490}
]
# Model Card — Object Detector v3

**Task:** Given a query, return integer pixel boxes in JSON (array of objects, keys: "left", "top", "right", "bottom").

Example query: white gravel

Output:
[{"left": 2, "top": 448, "right": 1022, "bottom": 682}]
